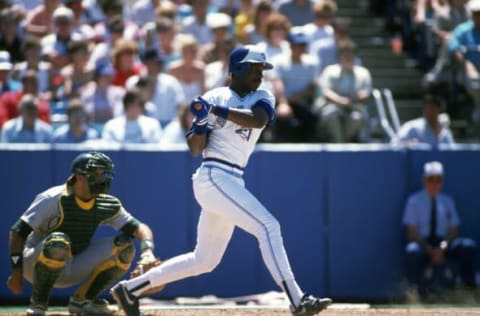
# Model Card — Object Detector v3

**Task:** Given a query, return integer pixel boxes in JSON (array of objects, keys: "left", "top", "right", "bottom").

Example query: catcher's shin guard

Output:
[
  {"left": 32, "top": 232, "right": 72, "bottom": 305},
  {"left": 73, "top": 234, "right": 135, "bottom": 300}
]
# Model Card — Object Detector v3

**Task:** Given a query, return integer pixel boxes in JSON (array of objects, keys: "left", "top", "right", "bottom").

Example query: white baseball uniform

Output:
[{"left": 128, "top": 86, "right": 304, "bottom": 305}]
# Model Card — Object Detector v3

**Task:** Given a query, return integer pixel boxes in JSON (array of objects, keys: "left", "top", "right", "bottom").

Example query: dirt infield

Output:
[
  {"left": 0, "top": 307, "right": 480, "bottom": 316},
  {"left": 2, "top": 291, "right": 479, "bottom": 315},
  {"left": 138, "top": 307, "right": 480, "bottom": 316},
  {"left": 2, "top": 305, "right": 480, "bottom": 316}
]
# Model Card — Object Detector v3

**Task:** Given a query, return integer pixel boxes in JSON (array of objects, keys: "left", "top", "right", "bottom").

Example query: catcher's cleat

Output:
[
  {"left": 68, "top": 297, "right": 116, "bottom": 315},
  {"left": 26, "top": 301, "right": 47, "bottom": 316},
  {"left": 290, "top": 293, "right": 332, "bottom": 316},
  {"left": 111, "top": 281, "right": 143, "bottom": 316}
]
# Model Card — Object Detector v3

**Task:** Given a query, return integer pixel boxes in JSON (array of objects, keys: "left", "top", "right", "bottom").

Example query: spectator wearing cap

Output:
[
  {"left": 268, "top": 28, "right": 321, "bottom": 142},
  {"left": 402, "top": 161, "right": 477, "bottom": 299},
  {"left": 0, "top": 51, "right": 21, "bottom": 96},
  {"left": 449, "top": 0, "right": 480, "bottom": 132},
  {"left": 24, "top": 0, "right": 62, "bottom": 37},
  {"left": 0, "top": 69, "right": 50, "bottom": 129},
  {"left": 0, "top": 93, "right": 53, "bottom": 143},
  {"left": 393, "top": 94, "right": 454, "bottom": 147},
  {"left": 126, "top": 49, "right": 185, "bottom": 127},
  {"left": 102, "top": 88, "right": 162, "bottom": 144},
  {"left": 51, "top": 98, "right": 99, "bottom": 143}
]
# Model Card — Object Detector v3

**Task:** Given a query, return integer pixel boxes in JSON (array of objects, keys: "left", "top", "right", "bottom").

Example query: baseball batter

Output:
[
  {"left": 7, "top": 152, "right": 158, "bottom": 316},
  {"left": 112, "top": 45, "right": 332, "bottom": 316}
]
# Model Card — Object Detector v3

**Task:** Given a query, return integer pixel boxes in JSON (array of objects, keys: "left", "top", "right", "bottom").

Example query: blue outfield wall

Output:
[{"left": 1, "top": 143, "right": 480, "bottom": 302}]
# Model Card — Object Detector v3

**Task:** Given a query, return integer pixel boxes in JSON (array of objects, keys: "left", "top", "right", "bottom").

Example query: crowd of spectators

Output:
[
  {"left": 374, "top": 0, "right": 480, "bottom": 140},
  {"left": 0, "top": 0, "right": 477, "bottom": 146}
]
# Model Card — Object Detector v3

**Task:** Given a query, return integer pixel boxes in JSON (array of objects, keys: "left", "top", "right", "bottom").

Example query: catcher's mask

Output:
[{"left": 71, "top": 152, "right": 114, "bottom": 195}]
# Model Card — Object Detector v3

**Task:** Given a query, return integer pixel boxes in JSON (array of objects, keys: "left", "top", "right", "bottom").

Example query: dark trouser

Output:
[
  {"left": 405, "top": 238, "right": 477, "bottom": 292},
  {"left": 273, "top": 102, "right": 318, "bottom": 143}
]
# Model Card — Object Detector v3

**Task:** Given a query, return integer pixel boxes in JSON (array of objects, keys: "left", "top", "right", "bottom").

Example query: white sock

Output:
[
  {"left": 283, "top": 279, "right": 303, "bottom": 307},
  {"left": 125, "top": 274, "right": 152, "bottom": 297}
]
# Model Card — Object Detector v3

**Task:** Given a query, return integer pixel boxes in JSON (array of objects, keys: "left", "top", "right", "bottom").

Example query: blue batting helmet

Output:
[{"left": 228, "top": 45, "right": 273, "bottom": 77}]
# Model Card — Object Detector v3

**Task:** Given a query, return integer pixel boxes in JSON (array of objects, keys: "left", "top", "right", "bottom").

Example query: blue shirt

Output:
[
  {"left": 402, "top": 189, "right": 460, "bottom": 239},
  {"left": 393, "top": 117, "right": 454, "bottom": 147},
  {"left": 448, "top": 20, "right": 480, "bottom": 66},
  {"left": 51, "top": 124, "right": 99, "bottom": 143},
  {"left": 1, "top": 117, "right": 53, "bottom": 143},
  {"left": 271, "top": 53, "right": 320, "bottom": 98}
]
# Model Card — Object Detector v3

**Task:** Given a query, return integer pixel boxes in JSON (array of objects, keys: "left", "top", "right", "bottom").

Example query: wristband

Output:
[
  {"left": 212, "top": 105, "right": 229, "bottom": 120},
  {"left": 192, "top": 122, "right": 208, "bottom": 135},
  {"left": 10, "top": 253, "right": 23, "bottom": 269},
  {"left": 140, "top": 240, "right": 155, "bottom": 251}
]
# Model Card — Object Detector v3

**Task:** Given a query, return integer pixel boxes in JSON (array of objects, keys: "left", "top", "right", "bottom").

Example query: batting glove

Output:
[{"left": 190, "top": 96, "right": 212, "bottom": 120}]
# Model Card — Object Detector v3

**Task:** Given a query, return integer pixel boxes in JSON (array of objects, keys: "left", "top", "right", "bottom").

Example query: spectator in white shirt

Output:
[{"left": 102, "top": 88, "right": 162, "bottom": 144}]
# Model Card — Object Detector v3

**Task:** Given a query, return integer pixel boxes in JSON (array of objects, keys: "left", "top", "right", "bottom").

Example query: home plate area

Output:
[
  {"left": 132, "top": 291, "right": 480, "bottom": 316},
  {"left": 2, "top": 291, "right": 479, "bottom": 315}
]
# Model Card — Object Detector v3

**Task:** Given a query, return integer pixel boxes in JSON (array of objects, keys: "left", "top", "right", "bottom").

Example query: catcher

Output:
[{"left": 7, "top": 151, "right": 162, "bottom": 316}]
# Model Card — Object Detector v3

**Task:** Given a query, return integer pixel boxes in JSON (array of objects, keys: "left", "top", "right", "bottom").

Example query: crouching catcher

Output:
[{"left": 7, "top": 152, "right": 161, "bottom": 316}]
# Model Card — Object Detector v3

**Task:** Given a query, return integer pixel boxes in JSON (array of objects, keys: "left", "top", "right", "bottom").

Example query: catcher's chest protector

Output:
[{"left": 54, "top": 194, "right": 121, "bottom": 254}]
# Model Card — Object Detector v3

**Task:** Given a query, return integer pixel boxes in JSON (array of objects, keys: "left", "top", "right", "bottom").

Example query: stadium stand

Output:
[{"left": 336, "top": 0, "right": 474, "bottom": 142}]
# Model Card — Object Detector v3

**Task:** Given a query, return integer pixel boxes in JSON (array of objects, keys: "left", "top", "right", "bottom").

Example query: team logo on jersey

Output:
[{"left": 236, "top": 128, "right": 252, "bottom": 141}]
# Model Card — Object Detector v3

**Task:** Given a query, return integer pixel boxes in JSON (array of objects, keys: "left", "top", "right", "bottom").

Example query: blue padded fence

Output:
[{"left": 0, "top": 143, "right": 479, "bottom": 302}]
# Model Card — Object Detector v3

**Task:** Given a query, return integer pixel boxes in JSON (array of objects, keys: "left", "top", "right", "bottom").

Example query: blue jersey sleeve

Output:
[{"left": 252, "top": 99, "right": 276, "bottom": 124}]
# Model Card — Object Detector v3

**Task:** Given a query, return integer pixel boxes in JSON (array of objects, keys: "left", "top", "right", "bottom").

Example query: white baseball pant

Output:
[{"left": 141, "top": 163, "right": 303, "bottom": 303}]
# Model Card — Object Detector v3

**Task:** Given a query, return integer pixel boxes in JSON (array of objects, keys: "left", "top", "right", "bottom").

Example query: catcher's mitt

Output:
[{"left": 130, "top": 254, "right": 165, "bottom": 295}]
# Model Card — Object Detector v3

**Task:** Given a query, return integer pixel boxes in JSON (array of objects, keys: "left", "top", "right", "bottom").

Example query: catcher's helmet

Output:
[
  {"left": 228, "top": 45, "right": 273, "bottom": 77},
  {"left": 72, "top": 151, "right": 114, "bottom": 175},
  {"left": 71, "top": 152, "right": 114, "bottom": 194}
]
